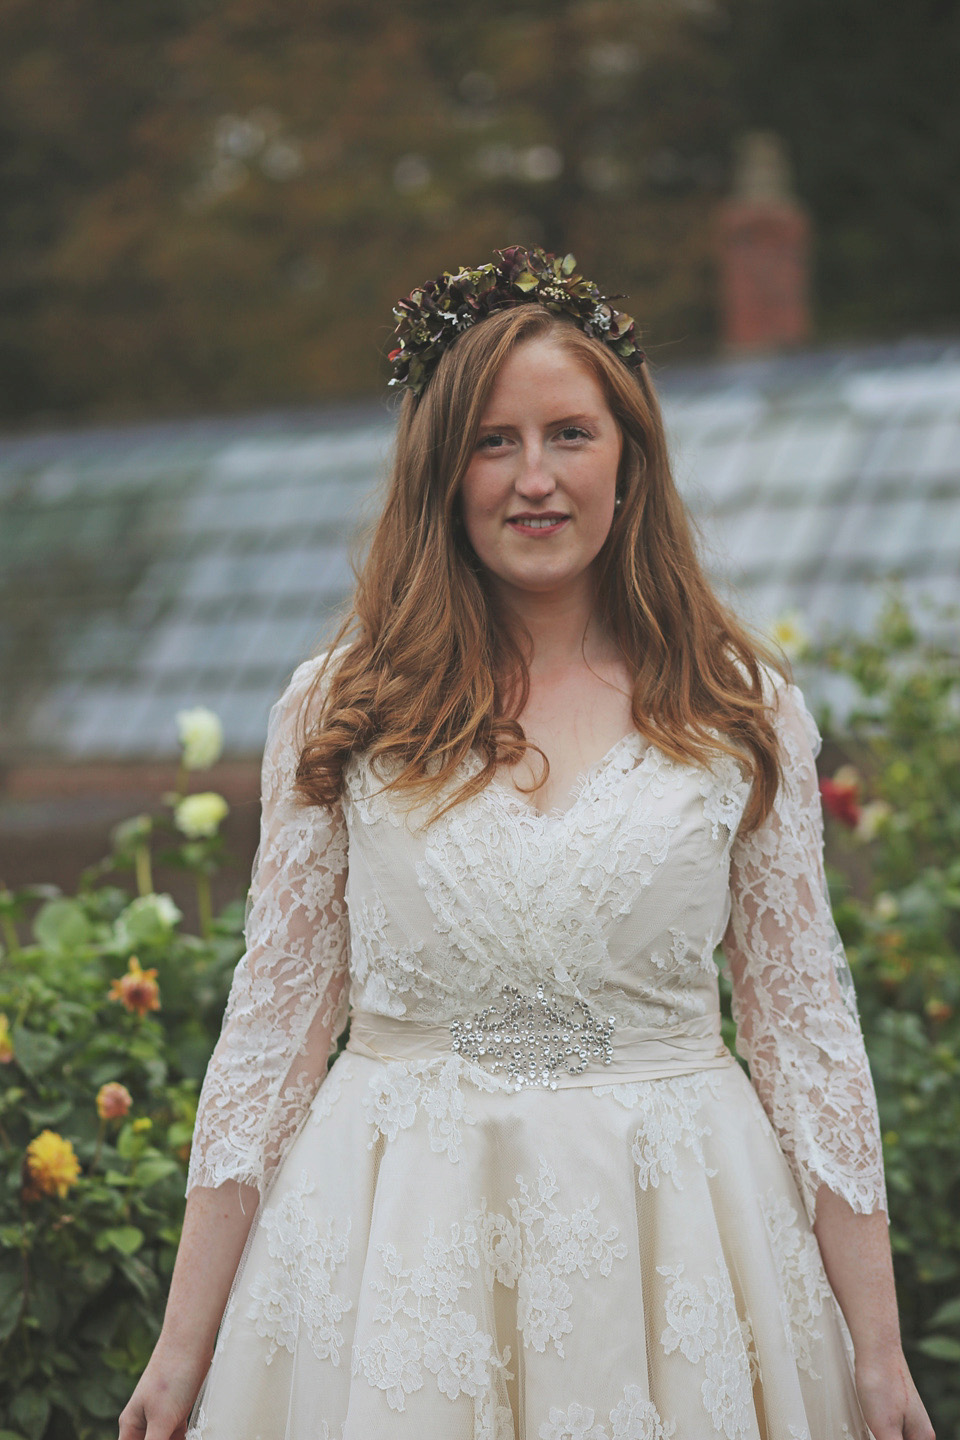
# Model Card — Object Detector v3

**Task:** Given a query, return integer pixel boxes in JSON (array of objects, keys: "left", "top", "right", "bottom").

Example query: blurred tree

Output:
[
  {"left": 1, "top": 0, "right": 956, "bottom": 425},
  {"left": 0, "top": 0, "right": 741, "bottom": 421},
  {"left": 729, "top": 0, "right": 960, "bottom": 337}
]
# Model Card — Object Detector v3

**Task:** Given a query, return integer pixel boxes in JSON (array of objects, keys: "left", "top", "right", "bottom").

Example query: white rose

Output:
[
  {"left": 175, "top": 791, "right": 230, "bottom": 839},
  {"left": 115, "top": 893, "right": 183, "bottom": 948},
  {"left": 176, "top": 707, "right": 224, "bottom": 770}
]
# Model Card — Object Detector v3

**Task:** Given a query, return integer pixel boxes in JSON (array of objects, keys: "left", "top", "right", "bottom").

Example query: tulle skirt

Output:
[{"left": 186, "top": 1046, "right": 870, "bottom": 1440}]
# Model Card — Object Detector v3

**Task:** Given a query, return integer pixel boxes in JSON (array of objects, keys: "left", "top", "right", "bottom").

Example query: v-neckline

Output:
[{"left": 487, "top": 729, "right": 644, "bottom": 823}]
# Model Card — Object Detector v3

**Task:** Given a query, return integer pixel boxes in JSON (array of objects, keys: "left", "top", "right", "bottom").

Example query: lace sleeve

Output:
[
  {"left": 723, "top": 675, "right": 888, "bottom": 1225},
  {"left": 185, "top": 654, "right": 351, "bottom": 1199}
]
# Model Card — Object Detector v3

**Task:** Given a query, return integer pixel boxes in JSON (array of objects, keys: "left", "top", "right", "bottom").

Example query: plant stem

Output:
[
  {"left": 1, "top": 912, "right": 20, "bottom": 959},
  {"left": 91, "top": 1118, "right": 106, "bottom": 1171},
  {"left": 135, "top": 843, "right": 153, "bottom": 898},
  {"left": 195, "top": 872, "right": 212, "bottom": 940}
]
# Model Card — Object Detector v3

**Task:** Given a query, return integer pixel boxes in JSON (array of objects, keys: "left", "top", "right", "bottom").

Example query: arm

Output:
[
  {"left": 120, "top": 655, "right": 351, "bottom": 1440},
  {"left": 723, "top": 679, "right": 932, "bottom": 1440}
]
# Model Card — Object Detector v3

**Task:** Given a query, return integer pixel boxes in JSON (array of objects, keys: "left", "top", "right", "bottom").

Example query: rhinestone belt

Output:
[{"left": 448, "top": 982, "right": 616, "bottom": 1091}]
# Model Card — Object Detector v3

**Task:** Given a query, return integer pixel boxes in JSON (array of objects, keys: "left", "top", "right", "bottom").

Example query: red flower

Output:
[{"left": 820, "top": 776, "right": 861, "bottom": 828}]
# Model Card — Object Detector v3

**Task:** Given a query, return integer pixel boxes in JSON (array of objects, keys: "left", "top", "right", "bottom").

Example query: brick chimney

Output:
[{"left": 716, "top": 131, "right": 812, "bottom": 353}]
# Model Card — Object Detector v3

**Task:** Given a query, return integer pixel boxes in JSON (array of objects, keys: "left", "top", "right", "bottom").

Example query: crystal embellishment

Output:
[{"left": 449, "top": 982, "right": 616, "bottom": 1091}]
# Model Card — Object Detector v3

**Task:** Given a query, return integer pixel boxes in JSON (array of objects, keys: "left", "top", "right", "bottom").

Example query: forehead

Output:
[{"left": 482, "top": 336, "right": 609, "bottom": 413}]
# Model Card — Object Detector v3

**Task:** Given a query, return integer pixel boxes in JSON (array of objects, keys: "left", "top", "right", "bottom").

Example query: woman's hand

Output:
[
  {"left": 118, "top": 1336, "right": 210, "bottom": 1440},
  {"left": 856, "top": 1347, "right": 935, "bottom": 1440}
]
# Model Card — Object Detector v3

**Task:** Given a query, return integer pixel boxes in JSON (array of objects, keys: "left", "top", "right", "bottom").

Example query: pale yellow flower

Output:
[
  {"left": 175, "top": 791, "right": 229, "bottom": 840},
  {"left": 0, "top": 1013, "right": 13, "bottom": 1064},
  {"left": 855, "top": 799, "right": 893, "bottom": 844},
  {"left": 25, "top": 1130, "right": 81, "bottom": 1199},
  {"left": 176, "top": 707, "right": 224, "bottom": 770},
  {"left": 768, "top": 609, "right": 811, "bottom": 661},
  {"left": 873, "top": 892, "right": 899, "bottom": 922},
  {"left": 96, "top": 1082, "right": 133, "bottom": 1121}
]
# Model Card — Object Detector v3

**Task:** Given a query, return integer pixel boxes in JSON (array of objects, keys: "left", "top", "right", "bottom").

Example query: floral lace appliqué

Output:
[
  {"left": 361, "top": 1056, "right": 509, "bottom": 1162},
  {"left": 656, "top": 1260, "right": 753, "bottom": 1440},
  {"left": 593, "top": 1071, "right": 722, "bottom": 1190},
  {"left": 246, "top": 1170, "right": 352, "bottom": 1366},
  {"left": 538, "top": 1385, "right": 675, "bottom": 1440},
  {"left": 760, "top": 1189, "right": 833, "bottom": 1378}
]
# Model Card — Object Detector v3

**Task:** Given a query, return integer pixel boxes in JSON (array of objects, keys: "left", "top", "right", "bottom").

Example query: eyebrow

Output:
[{"left": 476, "top": 412, "right": 599, "bottom": 430}]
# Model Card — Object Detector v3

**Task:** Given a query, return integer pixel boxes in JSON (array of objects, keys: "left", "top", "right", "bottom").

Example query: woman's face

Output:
[{"left": 459, "top": 336, "right": 623, "bottom": 604}]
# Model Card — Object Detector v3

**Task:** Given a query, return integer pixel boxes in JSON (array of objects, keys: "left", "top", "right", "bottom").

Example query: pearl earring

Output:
[{"left": 614, "top": 493, "right": 623, "bottom": 507}]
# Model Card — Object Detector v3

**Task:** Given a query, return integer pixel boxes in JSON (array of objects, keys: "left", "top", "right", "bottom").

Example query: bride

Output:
[{"left": 120, "top": 246, "right": 933, "bottom": 1440}]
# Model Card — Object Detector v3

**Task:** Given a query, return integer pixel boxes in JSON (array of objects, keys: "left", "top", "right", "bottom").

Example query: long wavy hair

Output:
[{"left": 294, "top": 303, "right": 788, "bottom": 832}]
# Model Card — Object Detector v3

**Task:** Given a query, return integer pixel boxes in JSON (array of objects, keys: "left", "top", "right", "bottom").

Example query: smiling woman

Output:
[{"left": 121, "top": 248, "right": 933, "bottom": 1440}]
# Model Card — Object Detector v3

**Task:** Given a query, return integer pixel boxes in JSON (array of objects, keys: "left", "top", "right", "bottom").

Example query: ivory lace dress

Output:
[{"left": 185, "top": 650, "right": 888, "bottom": 1440}]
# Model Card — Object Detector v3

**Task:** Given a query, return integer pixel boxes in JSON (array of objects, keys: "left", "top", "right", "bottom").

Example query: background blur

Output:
[
  {"left": 2, "top": 7, "right": 960, "bottom": 1433},
  {"left": 1, "top": 0, "right": 959, "bottom": 883}
]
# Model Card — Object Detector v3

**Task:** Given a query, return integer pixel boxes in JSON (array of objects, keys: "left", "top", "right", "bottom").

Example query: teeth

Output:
[{"left": 513, "top": 517, "right": 564, "bottom": 529}]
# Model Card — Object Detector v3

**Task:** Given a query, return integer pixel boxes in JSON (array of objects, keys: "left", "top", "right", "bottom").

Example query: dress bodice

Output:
[
  {"left": 343, "top": 729, "right": 747, "bottom": 1040},
  {"left": 185, "top": 649, "right": 888, "bottom": 1229}
]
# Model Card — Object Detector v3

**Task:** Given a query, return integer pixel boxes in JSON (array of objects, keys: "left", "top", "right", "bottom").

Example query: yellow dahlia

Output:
[{"left": 25, "top": 1130, "right": 81, "bottom": 1199}]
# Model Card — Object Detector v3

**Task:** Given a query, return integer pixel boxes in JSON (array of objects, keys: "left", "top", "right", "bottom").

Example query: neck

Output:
[{"left": 491, "top": 571, "right": 615, "bottom": 676}]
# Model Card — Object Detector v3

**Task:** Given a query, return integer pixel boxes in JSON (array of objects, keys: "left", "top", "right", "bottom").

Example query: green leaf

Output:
[
  {"left": 78, "top": 1376, "right": 123, "bottom": 1418},
  {"left": 9, "top": 1391, "right": 50, "bottom": 1440},
  {"left": 133, "top": 1156, "right": 179, "bottom": 1188},
  {"left": 514, "top": 270, "right": 538, "bottom": 292},
  {"left": 561, "top": 252, "right": 577, "bottom": 275},
  {"left": 915, "top": 1334, "right": 960, "bottom": 1361},
  {"left": 10, "top": 1027, "right": 61, "bottom": 1078},
  {"left": 0, "top": 1268, "right": 23, "bottom": 1341},
  {"left": 928, "top": 1295, "right": 960, "bottom": 1328},
  {"left": 96, "top": 1225, "right": 144, "bottom": 1256},
  {"left": 32, "top": 898, "right": 93, "bottom": 953}
]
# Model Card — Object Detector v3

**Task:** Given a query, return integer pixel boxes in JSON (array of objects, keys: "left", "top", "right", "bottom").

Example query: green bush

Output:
[
  {"left": 807, "top": 597, "right": 960, "bottom": 1431},
  {"left": 0, "top": 604, "right": 957, "bottom": 1437},
  {"left": 0, "top": 725, "right": 244, "bottom": 1440}
]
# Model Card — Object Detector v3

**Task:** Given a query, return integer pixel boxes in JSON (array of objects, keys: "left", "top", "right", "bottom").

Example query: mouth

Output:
[{"left": 506, "top": 514, "right": 570, "bottom": 535}]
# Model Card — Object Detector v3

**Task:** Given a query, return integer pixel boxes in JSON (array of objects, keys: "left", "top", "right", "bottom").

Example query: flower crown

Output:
[{"left": 387, "top": 244, "right": 646, "bottom": 398}]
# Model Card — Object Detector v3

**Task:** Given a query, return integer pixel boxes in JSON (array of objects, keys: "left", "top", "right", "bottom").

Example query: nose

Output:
[{"left": 515, "top": 437, "right": 557, "bottom": 501}]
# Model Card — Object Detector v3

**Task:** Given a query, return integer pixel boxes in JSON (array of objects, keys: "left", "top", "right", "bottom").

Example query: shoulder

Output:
[
  {"left": 278, "top": 643, "right": 351, "bottom": 712},
  {"left": 757, "top": 663, "right": 821, "bottom": 760}
]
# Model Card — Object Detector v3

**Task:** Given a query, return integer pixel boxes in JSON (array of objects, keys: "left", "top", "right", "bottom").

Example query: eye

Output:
[
  {"left": 557, "top": 426, "right": 591, "bottom": 442},
  {"left": 477, "top": 432, "right": 508, "bottom": 450}
]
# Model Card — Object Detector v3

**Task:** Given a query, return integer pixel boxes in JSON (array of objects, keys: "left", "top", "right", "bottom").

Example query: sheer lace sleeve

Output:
[
  {"left": 723, "top": 675, "right": 888, "bottom": 1225},
  {"left": 185, "top": 653, "right": 351, "bottom": 1199}
]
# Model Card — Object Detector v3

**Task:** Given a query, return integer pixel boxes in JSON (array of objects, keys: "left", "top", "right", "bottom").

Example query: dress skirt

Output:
[{"left": 185, "top": 1035, "right": 871, "bottom": 1440}]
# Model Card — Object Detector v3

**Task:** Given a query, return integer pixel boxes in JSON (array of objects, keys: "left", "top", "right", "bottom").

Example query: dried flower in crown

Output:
[
  {"left": 387, "top": 244, "right": 646, "bottom": 398},
  {"left": 109, "top": 956, "right": 161, "bottom": 1017}
]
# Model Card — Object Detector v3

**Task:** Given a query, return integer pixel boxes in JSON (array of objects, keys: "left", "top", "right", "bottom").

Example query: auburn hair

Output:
[{"left": 294, "top": 304, "right": 788, "bottom": 833}]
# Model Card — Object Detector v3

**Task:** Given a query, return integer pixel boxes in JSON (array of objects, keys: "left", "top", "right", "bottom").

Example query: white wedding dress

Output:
[{"left": 184, "top": 649, "right": 887, "bottom": 1440}]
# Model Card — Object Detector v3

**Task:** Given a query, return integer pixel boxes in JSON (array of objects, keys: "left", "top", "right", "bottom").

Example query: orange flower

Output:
[
  {"left": 109, "top": 956, "right": 160, "bottom": 1017},
  {"left": 96, "top": 1082, "right": 133, "bottom": 1120},
  {"left": 25, "top": 1130, "right": 81, "bottom": 1199}
]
